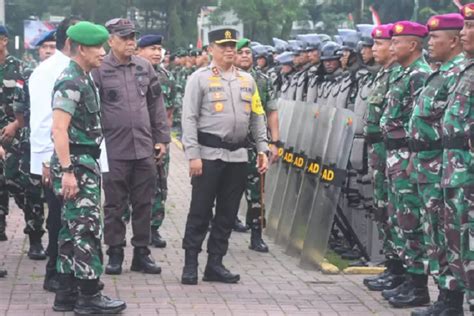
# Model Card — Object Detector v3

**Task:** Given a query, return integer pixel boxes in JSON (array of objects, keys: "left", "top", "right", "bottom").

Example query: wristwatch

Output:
[{"left": 60, "top": 164, "right": 74, "bottom": 173}]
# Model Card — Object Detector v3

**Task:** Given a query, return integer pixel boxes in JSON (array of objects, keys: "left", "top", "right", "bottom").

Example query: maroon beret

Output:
[
  {"left": 427, "top": 13, "right": 464, "bottom": 31},
  {"left": 461, "top": 3, "right": 474, "bottom": 20},
  {"left": 391, "top": 21, "right": 428, "bottom": 38},
  {"left": 371, "top": 24, "right": 393, "bottom": 39}
]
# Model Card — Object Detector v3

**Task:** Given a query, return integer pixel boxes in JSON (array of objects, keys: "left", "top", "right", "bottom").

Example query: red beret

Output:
[
  {"left": 427, "top": 13, "right": 464, "bottom": 31},
  {"left": 392, "top": 21, "right": 428, "bottom": 38},
  {"left": 461, "top": 3, "right": 474, "bottom": 20},
  {"left": 371, "top": 24, "right": 393, "bottom": 39}
]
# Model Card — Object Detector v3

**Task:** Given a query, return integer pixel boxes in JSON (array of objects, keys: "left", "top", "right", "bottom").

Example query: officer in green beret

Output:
[{"left": 50, "top": 21, "right": 126, "bottom": 315}]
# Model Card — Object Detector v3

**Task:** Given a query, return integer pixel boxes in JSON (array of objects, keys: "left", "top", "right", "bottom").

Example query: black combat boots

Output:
[
  {"left": 151, "top": 227, "right": 167, "bottom": 248},
  {"left": 53, "top": 274, "right": 78, "bottom": 312},
  {"left": 43, "top": 258, "right": 60, "bottom": 292},
  {"left": 27, "top": 232, "right": 46, "bottom": 260},
  {"left": 74, "top": 279, "right": 126, "bottom": 315},
  {"left": 249, "top": 222, "right": 269, "bottom": 253},
  {"left": 389, "top": 273, "right": 430, "bottom": 308},
  {"left": 233, "top": 218, "right": 248, "bottom": 233},
  {"left": 203, "top": 253, "right": 240, "bottom": 283},
  {"left": 130, "top": 247, "right": 161, "bottom": 274},
  {"left": 363, "top": 260, "right": 392, "bottom": 286},
  {"left": 368, "top": 258, "right": 406, "bottom": 291},
  {"left": 181, "top": 250, "right": 199, "bottom": 285},
  {"left": 0, "top": 214, "right": 6, "bottom": 241},
  {"left": 411, "top": 289, "right": 464, "bottom": 316},
  {"left": 105, "top": 246, "right": 124, "bottom": 275}
]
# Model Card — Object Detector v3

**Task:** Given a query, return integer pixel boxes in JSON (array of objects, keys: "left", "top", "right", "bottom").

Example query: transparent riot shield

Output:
[
  {"left": 295, "top": 71, "right": 307, "bottom": 101},
  {"left": 265, "top": 99, "right": 297, "bottom": 221},
  {"left": 274, "top": 101, "right": 325, "bottom": 248},
  {"left": 266, "top": 100, "right": 306, "bottom": 238},
  {"left": 299, "top": 107, "right": 355, "bottom": 269},
  {"left": 287, "top": 74, "right": 298, "bottom": 101},
  {"left": 264, "top": 98, "right": 294, "bottom": 213},
  {"left": 285, "top": 104, "right": 335, "bottom": 255},
  {"left": 306, "top": 76, "right": 319, "bottom": 104}
]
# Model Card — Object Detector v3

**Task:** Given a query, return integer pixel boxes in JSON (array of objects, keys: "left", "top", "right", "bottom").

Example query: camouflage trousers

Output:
[
  {"left": 0, "top": 159, "right": 9, "bottom": 217},
  {"left": 419, "top": 183, "right": 459, "bottom": 290},
  {"left": 4, "top": 134, "right": 44, "bottom": 235},
  {"left": 244, "top": 148, "right": 265, "bottom": 227},
  {"left": 368, "top": 142, "right": 394, "bottom": 257},
  {"left": 444, "top": 186, "right": 474, "bottom": 303},
  {"left": 388, "top": 171, "right": 427, "bottom": 275},
  {"left": 52, "top": 156, "right": 103, "bottom": 280},
  {"left": 151, "top": 152, "right": 169, "bottom": 229}
]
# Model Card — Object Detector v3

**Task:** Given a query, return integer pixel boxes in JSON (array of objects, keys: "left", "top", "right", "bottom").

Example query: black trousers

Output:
[
  {"left": 103, "top": 156, "right": 156, "bottom": 247},
  {"left": 182, "top": 159, "right": 247, "bottom": 255},
  {"left": 44, "top": 185, "right": 62, "bottom": 274}
]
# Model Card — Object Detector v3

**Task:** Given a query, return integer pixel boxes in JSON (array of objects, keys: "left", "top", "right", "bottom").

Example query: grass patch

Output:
[{"left": 324, "top": 249, "right": 351, "bottom": 270}]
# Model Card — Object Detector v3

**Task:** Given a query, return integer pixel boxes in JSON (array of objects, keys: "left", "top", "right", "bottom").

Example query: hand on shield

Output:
[
  {"left": 257, "top": 152, "right": 268, "bottom": 174},
  {"left": 269, "top": 144, "right": 279, "bottom": 164}
]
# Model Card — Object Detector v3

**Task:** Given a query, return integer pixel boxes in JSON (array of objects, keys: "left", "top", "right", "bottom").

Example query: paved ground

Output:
[{"left": 0, "top": 143, "right": 470, "bottom": 315}]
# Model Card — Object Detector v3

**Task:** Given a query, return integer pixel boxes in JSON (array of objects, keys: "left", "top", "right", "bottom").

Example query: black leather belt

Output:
[
  {"left": 365, "top": 132, "right": 383, "bottom": 145},
  {"left": 442, "top": 135, "right": 469, "bottom": 150},
  {"left": 383, "top": 137, "right": 408, "bottom": 150},
  {"left": 69, "top": 144, "right": 101, "bottom": 159},
  {"left": 198, "top": 132, "right": 247, "bottom": 152},
  {"left": 409, "top": 139, "right": 442, "bottom": 152}
]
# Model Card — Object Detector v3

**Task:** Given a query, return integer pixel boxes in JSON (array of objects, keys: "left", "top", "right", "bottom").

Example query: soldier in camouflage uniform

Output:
[
  {"left": 12, "top": 65, "right": 47, "bottom": 261},
  {"left": 235, "top": 38, "right": 279, "bottom": 252},
  {"left": 438, "top": 4, "right": 474, "bottom": 314},
  {"left": 50, "top": 21, "right": 126, "bottom": 314},
  {"left": 0, "top": 26, "right": 48, "bottom": 259},
  {"left": 7, "top": 29, "right": 56, "bottom": 260},
  {"left": 408, "top": 14, "right": 466, "bottom": 316},
  {"left": 172, "top": 49, "right": 187, "bottom": 137},
  {"left": 363, "top": 24, "right": 407, "bottom": 292},
  {"left": 379, "top": 21, "right": 432, "bottom": 308},
  {"left": 137, "top": 34, "right": 177, "bottom": 248}
]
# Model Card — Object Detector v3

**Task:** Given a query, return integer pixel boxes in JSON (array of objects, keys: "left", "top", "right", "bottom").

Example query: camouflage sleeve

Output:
[
  {"left": 410, "top": 71, "right": 430, "bottom": 98},
  {"left": 52, "top": 80, "right": 81, "bottom": 116},
  {"left": 12, "top": 79, "right": 28, "bottom": 115}
]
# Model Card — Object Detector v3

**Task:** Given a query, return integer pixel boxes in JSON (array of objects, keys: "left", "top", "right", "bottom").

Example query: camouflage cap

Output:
[{"left": 67, "top": 21, "right": 109, "bottom": 46}]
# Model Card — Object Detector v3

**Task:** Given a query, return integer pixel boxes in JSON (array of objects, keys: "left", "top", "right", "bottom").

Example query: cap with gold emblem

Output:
[
  {"left": 461, "top": 3, "right": 474, "bottom": 20},
  {"left": 427, "top": 13, "right": 464, "bottom": 32},
  {"left": 371, "top": 24, "right": 394, "bottom": 40},
  {"left": 391, "top": 21, "right": 428, "bottom": 38},
  {"left": 208, "top": 28, "right": 238, "bottom": 45}
]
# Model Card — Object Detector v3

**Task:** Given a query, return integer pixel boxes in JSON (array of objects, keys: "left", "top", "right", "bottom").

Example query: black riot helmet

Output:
[
  {"left": 320, "top": 41, "right": 342, "bottom": 61},
  {"left": 338, "top": 29, "right": 361, "bottom": 52}
]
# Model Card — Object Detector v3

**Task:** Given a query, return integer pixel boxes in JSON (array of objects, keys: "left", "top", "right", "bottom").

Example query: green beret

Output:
[
  {"left": 236, "top": 38, "right": 250, "bottom": 51},
  {"left": 67, "top": 21, "right": 109, "bottom": 46}
]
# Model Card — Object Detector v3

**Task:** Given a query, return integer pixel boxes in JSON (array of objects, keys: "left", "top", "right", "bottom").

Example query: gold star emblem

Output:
[
  {"left": 429, "top": 18, "right": 439, "bottom": 28},
  {"left": 394, "top": 24, "right": 404, "bottom": 34},
  {"left": 465, "top": 6, "right": 474, "bottom": 17},
  {"left": 225, "top": 30, "right": 232, "bottom": 39},
  {"left": 375, "top": 29, "right": 382, "bottom": 37}
]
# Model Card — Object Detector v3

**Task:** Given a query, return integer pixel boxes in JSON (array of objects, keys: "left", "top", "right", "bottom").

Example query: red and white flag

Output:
[
  {"left": 369, "top": 6, "right": 382, "bottom": 26},
  {"left": 452, "top": 0, "right": 463, "bottom": 9}
]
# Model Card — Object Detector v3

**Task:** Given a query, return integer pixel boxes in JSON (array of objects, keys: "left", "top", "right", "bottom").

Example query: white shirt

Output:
[{"left": 29, "top": 49, "right": 109, "bottom": 175}]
